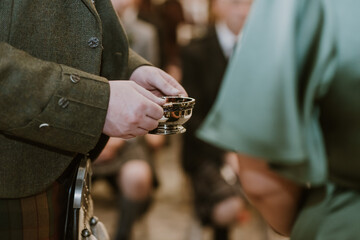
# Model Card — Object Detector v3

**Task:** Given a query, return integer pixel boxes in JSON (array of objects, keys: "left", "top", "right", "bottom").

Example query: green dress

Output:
[{"left": 197, "top": 0, "right": 360, "bottom": 239}]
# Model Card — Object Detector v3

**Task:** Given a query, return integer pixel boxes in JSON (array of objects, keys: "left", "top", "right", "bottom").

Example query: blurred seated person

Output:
[
  {"left": 181, "top": 0, "right": 253, "bottom": 239},
  {"left": 103, "top": 2, "right": 166, "bottom": 238},
  {"left": 99, "top": 1, "right": 165, "bottom": 239},
  {"left": 93, "top": 136, "right": 163, "bottom": 240},
  {"left": 157, "top": 0, "right": 185, "bottom": 79},
  {"left": 111, "top": 0, "right": 160, "bottom": 66}
]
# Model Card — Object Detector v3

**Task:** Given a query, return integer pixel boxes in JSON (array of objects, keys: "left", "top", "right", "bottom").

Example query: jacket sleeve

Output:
[
  {"left": 127, "top": 48, "right": 152, "bottom": 76},
  {"left": 0, "top": 42, "right": 110, "bottom": 154}
]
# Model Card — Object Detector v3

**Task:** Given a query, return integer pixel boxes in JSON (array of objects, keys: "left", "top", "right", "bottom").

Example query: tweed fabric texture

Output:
[{"left": 0, "top": 0, "right": 149, "bottom": 198}]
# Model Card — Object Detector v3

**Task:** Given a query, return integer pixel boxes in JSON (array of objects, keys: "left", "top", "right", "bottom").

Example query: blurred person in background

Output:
[
  {"left": 92, "top": 0, "right": 167, "bottom": 239},
  {"left": 181, "top": 0, "right": 253, "bottom": 239},
  {"left": 111, "top": 0, "right": 167, "bottom": 151},
  {"left": 0, "top": 0, "right": 187, "bottom": 239},
  {"left": 198, "top": 0, "right": 360, "bottom": 239},
  {"left": 137, "top": 0, "right": 159, "bottom": 23},
  {"left": 157, "top": 0, "right": 185, "bottom": 79},
  {"left": 135, "top": 0, "right": 185, "bottom": 80},
  {"left": 93, "top": 137, "right": 160, "bottom": 240},
  {"left": 111, "top": 0, "right": 160, "bottom": 66}
]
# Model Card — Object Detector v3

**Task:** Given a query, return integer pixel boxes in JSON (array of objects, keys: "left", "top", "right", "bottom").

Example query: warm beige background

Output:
[{"left": 93, "top": 135, "right": 289, "bottom": 240}]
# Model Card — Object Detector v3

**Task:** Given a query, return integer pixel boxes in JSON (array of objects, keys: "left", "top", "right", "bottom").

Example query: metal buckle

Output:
[{"left": 73, "top": 157, "right": 92, "bottom": 208}]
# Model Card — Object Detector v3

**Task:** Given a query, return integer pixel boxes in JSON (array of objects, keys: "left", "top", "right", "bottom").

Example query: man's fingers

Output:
[
  {"left": 158, "top": 70, "right": 188, "bottom": 96},
  {"left": 130, "top": 66, "right": 188, "bottom": 97},
  {"left": 133, "top": 82, "right": 166, "bottom": 106},
  {"left": 139, "top": 115, "right": 160, "bottom": 131}
]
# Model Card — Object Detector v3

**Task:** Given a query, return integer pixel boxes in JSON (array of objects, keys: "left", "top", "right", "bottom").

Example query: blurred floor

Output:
[{"left": 92, "top": 135, "right": 288, "bottom": 240}]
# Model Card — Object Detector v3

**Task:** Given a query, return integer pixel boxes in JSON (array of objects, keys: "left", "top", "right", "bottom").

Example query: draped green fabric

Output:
[
  {"left": 197, "top": 0, "right": 337, "bottom": 186},
  {"left": 198, "top": 0, "right": 360, "bottom": 238}
]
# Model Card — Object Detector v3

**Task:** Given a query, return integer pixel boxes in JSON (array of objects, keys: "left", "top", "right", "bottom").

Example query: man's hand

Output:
[
  {"left": 103, "top": 81, "right": 164, "bottom": 139},
  {"left": 130, "top": 65, "right": 187, "bottom": 97}
]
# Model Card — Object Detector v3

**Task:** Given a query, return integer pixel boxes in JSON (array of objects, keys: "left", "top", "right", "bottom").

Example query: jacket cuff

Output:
[{"left": 8, "top": 65, "right": 110, "bottom": 154}]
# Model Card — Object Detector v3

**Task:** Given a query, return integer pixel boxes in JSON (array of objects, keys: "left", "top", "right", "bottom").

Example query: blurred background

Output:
[
  {"left": 92, "top": 0, "right": 290, "bottom": 239},
  {"left": 93, "top": 136, "right": 288, "bottom": 240}
]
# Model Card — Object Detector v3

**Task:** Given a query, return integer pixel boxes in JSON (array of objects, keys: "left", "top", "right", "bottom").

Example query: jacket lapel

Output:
[{"left": 80, "top": 0, "right": 101, "bottom": 23}]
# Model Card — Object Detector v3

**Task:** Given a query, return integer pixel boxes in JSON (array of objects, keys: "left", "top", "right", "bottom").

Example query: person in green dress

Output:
[{"left": 197, "top": 0, "right": 360, "bottom": 239}]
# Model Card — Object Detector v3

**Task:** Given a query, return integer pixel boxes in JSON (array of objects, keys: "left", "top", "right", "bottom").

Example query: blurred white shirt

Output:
[{"left": 215, "top": 21, "right": 239, "bottom": 59}]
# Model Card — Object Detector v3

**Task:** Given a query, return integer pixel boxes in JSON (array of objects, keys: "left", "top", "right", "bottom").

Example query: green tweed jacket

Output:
[{"left": 0, "top": 0, "right": 149, "bottom": 198}]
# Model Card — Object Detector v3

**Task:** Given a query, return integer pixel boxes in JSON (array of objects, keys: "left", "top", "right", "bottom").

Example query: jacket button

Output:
[
  {"left": 58, "top": 97, "right": 70, "bottom": 108},
  {"left": 88, "top": 37, "right": 100, "bottom": 48},
  {"left": 70, "top": 74, "right": 80, "bottom": 84},
  {"left": 39, "top": 123, "right": 50, "bottom": 129}
]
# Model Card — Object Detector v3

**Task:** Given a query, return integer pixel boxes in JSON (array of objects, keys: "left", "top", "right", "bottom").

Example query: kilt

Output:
[
  {"left": 0, "top": 180, "right": 68, "bottom": 240},
  {"left": 0, "top": 158, "right": 79, "bottom": 240}
]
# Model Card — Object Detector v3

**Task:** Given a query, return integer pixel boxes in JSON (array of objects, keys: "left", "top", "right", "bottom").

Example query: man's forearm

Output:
[{"left": 236, "top": 154, "right": 303, "bottom": 236}]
